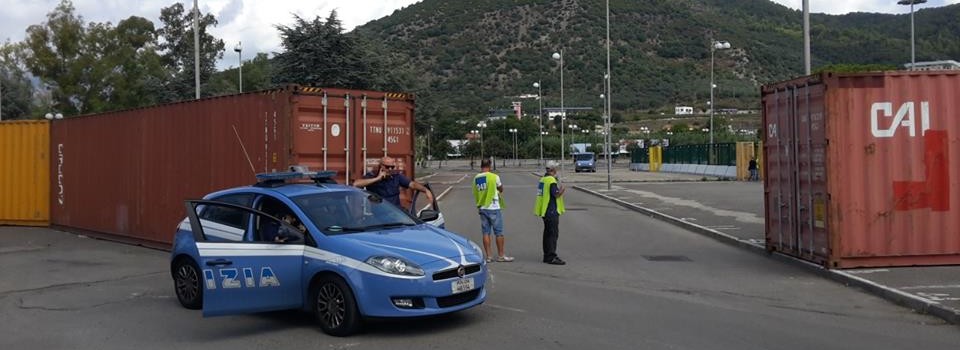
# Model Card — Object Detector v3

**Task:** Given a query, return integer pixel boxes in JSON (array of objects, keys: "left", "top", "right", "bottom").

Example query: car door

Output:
[{"left": 185, "top": 199, "right": 306, "bottom": 317}]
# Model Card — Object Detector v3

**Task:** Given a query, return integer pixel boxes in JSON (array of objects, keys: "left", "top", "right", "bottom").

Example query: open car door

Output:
[
  {"left": 184, "top": 200, "right": 307, "bottom": 317},
  {"left": 410, "top": 183, "right": 445, "bottom": 228}
]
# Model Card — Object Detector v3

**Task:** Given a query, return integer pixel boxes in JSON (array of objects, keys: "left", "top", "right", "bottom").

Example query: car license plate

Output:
[{"left": 451, "top": 277, "right": 475, "bottom": 294}]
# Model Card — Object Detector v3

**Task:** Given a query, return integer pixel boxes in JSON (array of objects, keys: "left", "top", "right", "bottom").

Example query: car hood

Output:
[{"left": 342, "top": 225, "right": 479, "bottom": 266}]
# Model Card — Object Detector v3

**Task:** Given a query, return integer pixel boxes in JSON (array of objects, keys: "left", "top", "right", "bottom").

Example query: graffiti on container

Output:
[
  {"left": 57, "top": 144, "right": 65, "bottom": 205},
  {"left": 870, "top": 101, "right": 930, "bottom": 138},
  {"left": 299, "top": 123, "right": 323, "bottom": 132},
  {"left": 893, "top": 130, "right": 949, "bottom": 212},
  {"left": 767, "top": 124, "right": 778, "bottom": 139}
]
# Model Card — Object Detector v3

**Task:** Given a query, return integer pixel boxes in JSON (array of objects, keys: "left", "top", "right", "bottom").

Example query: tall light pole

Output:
[
  {"left": 568, "top": 124, "right": 579, "bottom": 148},
  {"left": 710, "top": 40, "right": 731, "bottom": 146},
  {"left": 533, "top": 81, "right": 543, "bottom": 165},
  {"left": 477, "top": 121, "right": 487, "bottom": 160},
  {"left": 803, "top": 0, "right": 810, "bottom": 75},
  {"left": 193, "top": 0, "right": 200, "bottom": 99},
  {"left": 899, "top": 0, "right": 927, "bottom": 68},
  {"left": 509, "top": 128, "right": 518, "bottom": 166},
  {"left": 605, "top": 0, "right": 613, "bottom": 189},
  {"left": 552, "top": 50, "right": 565, "bottom": 175},
  {"left": 234, "top": 42, "right": 242, "bottom": 93}
]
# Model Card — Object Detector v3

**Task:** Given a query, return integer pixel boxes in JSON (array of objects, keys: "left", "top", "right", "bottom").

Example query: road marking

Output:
[
  {"left": 900, "top": 284, "right": 960, "bottom": 290},
  {"left": 419, "top": 173, "right": 466, "bottom": 212},
  {"left": 485, "top": 303, "right": 527, "bottom": 313},
  {"left": 681, "top": 217, "right": 698, "bottom": 221},
  {"left": 915, "top": 292, "right": 960, "bottom": 301},
  {"left": 846, "top": 269, "right": 890, "bottom": 275},
  {"left": 707, "top": 225, "right": 740, "bottom": 230}
]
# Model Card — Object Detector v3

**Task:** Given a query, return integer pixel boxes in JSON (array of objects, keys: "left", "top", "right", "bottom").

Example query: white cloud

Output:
[{"left": 769, "top": 0, "right": 960, "bottom": 14}]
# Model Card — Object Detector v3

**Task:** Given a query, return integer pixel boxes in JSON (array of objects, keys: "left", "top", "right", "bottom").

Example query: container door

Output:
[
  {"left": 185, "top": 200, "right": 305, "bottom": 317},
  {"left": 763, "top": 88, "right": 800, "bottom": 255},
  {"left": 794, "top": 83, "right": 831, "bottom": 262}
]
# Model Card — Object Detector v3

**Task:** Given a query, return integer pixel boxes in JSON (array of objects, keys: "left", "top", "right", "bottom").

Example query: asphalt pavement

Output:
[
  {"left": 574, "top": 173, "right": 960, "bottom": 323},
  {"left": 2, "top": 166, "right": 960, "bottom": 349}
]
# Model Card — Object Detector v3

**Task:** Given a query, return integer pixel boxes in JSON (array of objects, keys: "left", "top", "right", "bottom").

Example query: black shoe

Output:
[{"left": 546, "top": 257, "right": 566, "bottom": 265}]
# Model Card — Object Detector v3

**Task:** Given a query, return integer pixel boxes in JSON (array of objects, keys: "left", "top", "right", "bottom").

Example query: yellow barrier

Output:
[{"left": 649, "top": 146, "right": 662, "bottom": 172}]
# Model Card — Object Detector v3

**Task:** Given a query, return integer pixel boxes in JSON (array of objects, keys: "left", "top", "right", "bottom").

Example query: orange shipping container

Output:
[
  {"left": 0, "top": 120, "right": 50, "bottom": 226},
  {"left": 762, "top": 71, "right": 960, "bottom": 268},
  {"left": 50, "top": 86, "right": 415, "bottom": 247}
]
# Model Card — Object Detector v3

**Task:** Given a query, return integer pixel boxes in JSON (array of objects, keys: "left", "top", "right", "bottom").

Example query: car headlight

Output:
[{"left": 366, "top": 256, "right": 424, "bottom": 276}]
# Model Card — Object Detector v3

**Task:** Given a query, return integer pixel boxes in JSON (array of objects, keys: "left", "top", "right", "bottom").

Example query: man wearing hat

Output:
[{"left": 534, "top": 160, "right": 566, "bottom": 265}]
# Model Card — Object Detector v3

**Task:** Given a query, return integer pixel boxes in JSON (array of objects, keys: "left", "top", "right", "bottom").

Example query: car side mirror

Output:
[{"left": 418, "top": 209, "right": 440, "bottom": 222}]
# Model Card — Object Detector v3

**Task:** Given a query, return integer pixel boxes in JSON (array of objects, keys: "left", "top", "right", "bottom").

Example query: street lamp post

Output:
[
  {"left": 899, "top": 0, "right": 927, "bottom": 68},
  {"left": 533, "top": 81, "right": 543, "bottom": 166},
  {"left": 710, "top": 40, "right": 731, "bottom": 146},
  {"left": 509, "top": 128, "right": 518, "bottom": 167},
  {"left": 234, "top": 42, "right": 242, "bottom": 93},
  {"left": 568, "top": 124, "right": 579, "bottom": 149},
  {"left": 477, "top": 121, "right": 487, "bottom": 161},
  {"left": 552, "top": 51, "right": 565, "bottom": 175},
  {"left": 605, "top": 0, "right": 613, "bottom": 189}
]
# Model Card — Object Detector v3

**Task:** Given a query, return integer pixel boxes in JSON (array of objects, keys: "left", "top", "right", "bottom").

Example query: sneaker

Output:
[
  {"left": 485, "top": 257, "right": 494, "bottom": 263},
  {"left": 496, "top": 256, "right": 515, "bottom": 262},
  {"left": 545, "top": 257, "right": 566, "bottom": 265}
]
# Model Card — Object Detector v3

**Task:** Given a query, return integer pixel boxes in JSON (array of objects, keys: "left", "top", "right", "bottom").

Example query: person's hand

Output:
[{"left": 425, "top": 190, "right": 435, "bottom": 204}]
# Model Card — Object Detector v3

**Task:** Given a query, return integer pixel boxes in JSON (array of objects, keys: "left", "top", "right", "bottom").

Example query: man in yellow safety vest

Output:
[
  {"left": 534, "top": 160, "right": 566, "bottom": 265},
  {"left": 472, "top": 158, "right": 514, "bottom": 263}
]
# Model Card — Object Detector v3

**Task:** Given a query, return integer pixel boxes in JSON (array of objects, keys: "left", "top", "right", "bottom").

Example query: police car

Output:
[{"left": 170, "top": 170, "right": 486, "bottom": 336}]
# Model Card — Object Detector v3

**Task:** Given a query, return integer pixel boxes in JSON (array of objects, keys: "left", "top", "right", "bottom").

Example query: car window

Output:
[
  {"left": 255, "top": 196, "right": 306, "bottom": 244},
  {"left": 293, "top": 190, "right": 418, "bottom": 235},
  {"left": 199, "top": 193, "right": 252, "bottom": 228}
]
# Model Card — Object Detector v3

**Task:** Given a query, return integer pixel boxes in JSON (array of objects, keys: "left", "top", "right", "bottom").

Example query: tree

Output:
[
  {"left": 20, "top": 0, "right": 89, "bottom": 115},
  {"left": 19, "top": 1, "right": 168, "bottom": 115},
  {"left": 156, "top": 2, "right": 225, "bottom": 102},
  {"left": 273, "top": 11, "right": 382, "bottom": 89},
  {"left": 1, "top": 42, "right": 34, "bottom": 119}
]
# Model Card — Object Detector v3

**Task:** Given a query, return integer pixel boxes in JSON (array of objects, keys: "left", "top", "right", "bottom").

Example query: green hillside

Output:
[{"left": 353, "top": 0, "right": 960, "bottom": 118}]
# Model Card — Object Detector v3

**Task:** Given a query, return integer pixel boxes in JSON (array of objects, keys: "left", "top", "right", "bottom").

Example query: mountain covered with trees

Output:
[
  {"left": 353, "top": 0, "right": 960, "bottom": 120},
  {"left": 2, "top": 0, "right": 959, "bottom": 126}
]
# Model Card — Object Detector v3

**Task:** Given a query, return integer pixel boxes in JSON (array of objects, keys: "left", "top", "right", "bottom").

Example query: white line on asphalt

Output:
[
  {"left": 832, "top": 270, "right": 941, "bottom": 304},
  {"left": 419, "top": 173, "right": 467, "bottom": 212},
  {"left": 900, "top": 284, "right": 960, "bottom": 290},
  {"left": 485, "top": 303, "right": 528, "bottom": 313},
  {"left": 845, "top": 269, "right": 890, "bottom": 275}
]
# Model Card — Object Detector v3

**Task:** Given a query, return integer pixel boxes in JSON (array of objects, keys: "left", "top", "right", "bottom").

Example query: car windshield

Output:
[
  {"left": 575, "top": 154, "right": 594, "bottom": 161},
  {"left": 292, "top": 190, "right": 418, "bottom": 235}
]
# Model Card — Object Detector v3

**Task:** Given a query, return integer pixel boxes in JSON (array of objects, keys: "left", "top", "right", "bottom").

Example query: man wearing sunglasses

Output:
[{"left": 354, "top": 157, "right": 434, "bottom": 209}]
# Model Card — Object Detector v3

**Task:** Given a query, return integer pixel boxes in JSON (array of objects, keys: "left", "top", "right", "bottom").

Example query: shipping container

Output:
[
  {"left": 762, "top": 71, "right": 960, "bottom": 268},
  {"left": 0, "top": 120, "right": 50, "bottom": 226},
  {"left": 50, "top": 86, "right": 416, "bottom": 247}
]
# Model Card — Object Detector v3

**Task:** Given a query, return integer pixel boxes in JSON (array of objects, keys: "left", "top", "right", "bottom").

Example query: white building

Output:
[
  {"left": 905, "top": 60, "right": 960, "bottom": 71},
  {"left": 675, "top": 106, "right": 694, "bottom": 115}
]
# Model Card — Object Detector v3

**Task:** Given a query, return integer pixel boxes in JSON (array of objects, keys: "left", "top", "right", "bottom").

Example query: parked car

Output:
[
  {"left": 573, "top": 152, "right": 597, "bottom": 172},
  {"left": 170, "top": 171, "right": 486, "bottom": 336}
]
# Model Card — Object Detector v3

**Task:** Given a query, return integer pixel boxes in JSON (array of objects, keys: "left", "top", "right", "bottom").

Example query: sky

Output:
[{"left": 1, "top": 0, "right": 958, "bottom": 69}]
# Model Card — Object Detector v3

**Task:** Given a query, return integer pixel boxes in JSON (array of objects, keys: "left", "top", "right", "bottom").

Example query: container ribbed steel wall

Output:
[
  {"left": 50, "top": 86, "right": 415, "bottom": 247},
  {"left": 0, "top": 120, "right": 50, "bottom": 226},
  {"left": 762, "top": 71, "right": 960, "bottom": 268}
]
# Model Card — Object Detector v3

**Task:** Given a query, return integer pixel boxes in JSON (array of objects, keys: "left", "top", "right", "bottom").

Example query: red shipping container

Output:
[
  {"left": 762, "top": 71, "right": 960, "bottom": 268},
  {"left": 50, "top": 86, "right": 416, "bottom": 247}
]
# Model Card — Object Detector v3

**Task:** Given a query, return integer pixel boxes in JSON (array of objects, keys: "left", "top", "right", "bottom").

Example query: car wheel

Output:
[
  {"left": 173, "top": 258, "right": 203, "bottom": 310},
  {"left": 313, "top": 276, "right": 361, "bottom": 336}
]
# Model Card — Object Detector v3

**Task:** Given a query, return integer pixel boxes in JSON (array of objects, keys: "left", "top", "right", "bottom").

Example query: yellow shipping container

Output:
[{"left": 0, "top": 120, "right": 50, "bottom": 226}]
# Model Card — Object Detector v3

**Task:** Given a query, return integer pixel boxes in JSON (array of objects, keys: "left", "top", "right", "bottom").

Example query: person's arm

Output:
[
  {"left": 409, "top": 181, "right": 435, "bottom": 203},
  {"left": 353, "top": 172, "right": 385, "bottom": 188},
  {"left": 552, "top": 182, "right": 565, "bottom": 197}
]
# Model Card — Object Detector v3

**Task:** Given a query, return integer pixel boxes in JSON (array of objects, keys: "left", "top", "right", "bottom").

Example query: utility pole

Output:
[
  {"left": 194, "top": 0, "right": 200, "bottom": 99},
  {"left": 803, "top": 0, "right": 811, "bottom": 75}
]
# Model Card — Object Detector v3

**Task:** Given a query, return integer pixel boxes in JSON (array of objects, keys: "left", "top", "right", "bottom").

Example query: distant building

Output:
[
  {"left": 904, "top": 60, "right": 960, "bottom": 71},
  {"left": 544, "top": 107, "right": 593, "bottom": 117},
  {"left": 675, "top": 106, "right": 694, "bottom": 115}
]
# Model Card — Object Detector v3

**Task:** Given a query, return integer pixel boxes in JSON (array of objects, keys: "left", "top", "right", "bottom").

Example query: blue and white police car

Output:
[{"left": 170, "top": 171, "right": 486, "bottom": 336}]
